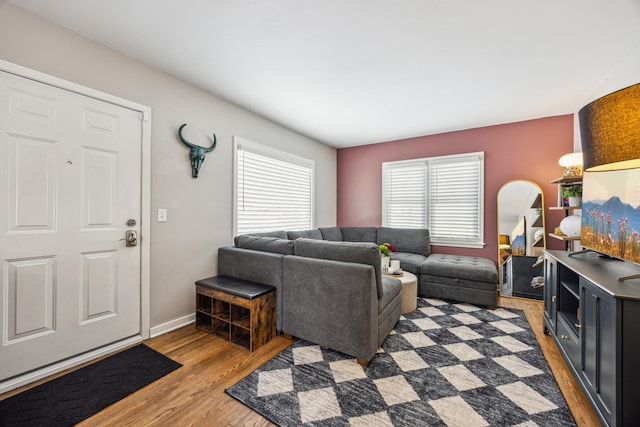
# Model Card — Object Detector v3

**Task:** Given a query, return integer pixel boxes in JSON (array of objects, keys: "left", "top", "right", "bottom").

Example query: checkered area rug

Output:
[{"left": 226, "top": 298, "right": 575, "bottom": 426}]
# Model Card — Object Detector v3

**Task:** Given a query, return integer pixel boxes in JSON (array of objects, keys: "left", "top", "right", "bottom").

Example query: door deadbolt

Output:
[{"left": 120, "top": 230, "right": 138, "bottom": 247}]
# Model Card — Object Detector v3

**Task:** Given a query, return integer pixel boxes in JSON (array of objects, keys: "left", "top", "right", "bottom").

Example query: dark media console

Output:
[
  {"left": 568, "top": 248, "right": 640, "bottom": 281},
  {"left": 543, "top": 249, "right": 640, "bottom": 427}
]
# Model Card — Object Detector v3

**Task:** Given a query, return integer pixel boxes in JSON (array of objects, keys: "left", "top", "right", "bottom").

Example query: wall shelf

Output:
[
  {"left": 549, "top": 206, "right": 581, "bottom": 211},
  {"left": 531, "top": 215, "right": 543, "bottom": 227},
  {"left": 549, "top": 176, "right": 582, "bottom": 251},
  {"left": 530, "top": 193, "right": 542, "bottom": 209},
  {"left": 548, "top": 233, "right": 580, "bottom": 242},
  {"left": 532, "top": 235, "right": 544, "bottom": 247},
  {"left": 549, "top": 176, "right": 583, "bottom": 184}
]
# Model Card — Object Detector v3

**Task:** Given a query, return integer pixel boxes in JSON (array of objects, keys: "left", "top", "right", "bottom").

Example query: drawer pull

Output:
[
  {"left": 552, "top": 295, "right": 556, "bottom": 303},
  {"left": 575, "top": 323, "right": 582, "bottom": 329},
  {"left": 561, "top": 335, "right": 569, "bottom": 340}
]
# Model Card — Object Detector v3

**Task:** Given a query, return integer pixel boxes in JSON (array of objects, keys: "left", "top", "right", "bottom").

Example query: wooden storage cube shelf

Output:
[
  {"left": 211, "top": 318, "right": 229, "bottom": 340},
  {"left": 195, "top": 311, "right": 212, "bottom": 333},
  {"left": 211, "top": 299, "right": 230, "bottom": 322},
  {"left": 196, "top": 294, "right": 212, "bottom": 314},
  {"left": 230, "top": 325, "right": 251, "bottom": 348},
  {"left": 230, "top": 305, "right": 251, "bottom": 329},
  {"left": 195, "top": 283, "right": 275, "bottom": 352}
]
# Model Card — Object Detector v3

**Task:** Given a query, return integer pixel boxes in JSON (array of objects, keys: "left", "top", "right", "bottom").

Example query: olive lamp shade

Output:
[{"left": 579, "top": 83, "right": 640, "bottom": 171}]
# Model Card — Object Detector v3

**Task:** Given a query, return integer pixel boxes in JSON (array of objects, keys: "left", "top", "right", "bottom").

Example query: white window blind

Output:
[
  {"left": 428, "top": 155, "right": 482, "bottom": 244},
  {"left": 382, "top": 163, "right": 427, "bottom": 228},
  {"left": 234, "top": 137, "right": 314, "bottom": 235},
  {"left": 382, "top": 152, "right": 484, "bottom": 248}
]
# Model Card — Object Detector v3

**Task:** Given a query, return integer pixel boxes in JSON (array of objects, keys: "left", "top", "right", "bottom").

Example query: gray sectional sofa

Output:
[{"left": 217, "top": 226, "right": 498, "bottom": 363}]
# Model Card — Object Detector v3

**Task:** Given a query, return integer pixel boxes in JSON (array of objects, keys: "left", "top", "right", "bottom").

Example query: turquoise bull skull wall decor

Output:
[{"left": 177, "top": 123, "right": 217, "bottom": 178}]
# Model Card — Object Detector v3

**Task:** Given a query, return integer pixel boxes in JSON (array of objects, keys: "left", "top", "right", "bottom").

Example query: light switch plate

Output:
[{"left": 157, "top": 208, "right": 167, "bottom": 222}]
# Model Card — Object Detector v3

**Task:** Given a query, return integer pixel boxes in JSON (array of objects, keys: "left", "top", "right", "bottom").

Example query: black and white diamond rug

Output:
[{"left": 226, "top": 298, "right": 575, "bottom": 426}]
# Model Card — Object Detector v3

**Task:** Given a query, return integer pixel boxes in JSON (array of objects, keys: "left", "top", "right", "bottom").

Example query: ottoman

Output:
[{"left": 419, "top": 254, "right": 498, "bottom": 308}]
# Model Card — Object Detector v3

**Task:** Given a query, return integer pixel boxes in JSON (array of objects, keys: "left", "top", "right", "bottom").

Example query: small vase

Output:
[
  {"left": 568, "top": 196, "right": 581, "bottom": 207},
  {"left": 381, "top": 256, "right": 390, "bottom": 274}
]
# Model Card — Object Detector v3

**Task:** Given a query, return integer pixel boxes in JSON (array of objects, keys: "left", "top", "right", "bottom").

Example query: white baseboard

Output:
[
  {"left": 149, "top": 313, "right": 195, "bottom": 338},
  {"left": 0, "top": 336, "right": 142, "bottom": 395}
]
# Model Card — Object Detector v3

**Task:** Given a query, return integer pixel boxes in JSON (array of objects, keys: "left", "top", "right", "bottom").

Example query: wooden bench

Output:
[{"left": 195, "top": 275, "right": 276, "bottom": 351}]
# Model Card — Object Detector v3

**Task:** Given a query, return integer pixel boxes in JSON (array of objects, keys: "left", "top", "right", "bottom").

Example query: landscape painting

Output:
[
  {"left": 511, "top": 217, "right": 526, "bottom": 255},
  {"left": 581, "top": 168, "right": 640, "bottom": 264}
]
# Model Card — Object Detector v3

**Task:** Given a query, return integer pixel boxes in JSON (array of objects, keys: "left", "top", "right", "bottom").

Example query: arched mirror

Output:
[{"left": 497, "top": 180, "right": 545, "bottom": 300}]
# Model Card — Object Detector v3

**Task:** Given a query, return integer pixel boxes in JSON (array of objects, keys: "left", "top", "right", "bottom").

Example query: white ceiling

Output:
[{"left": 10, "top": 0, "right": 640, "bottom": 148}]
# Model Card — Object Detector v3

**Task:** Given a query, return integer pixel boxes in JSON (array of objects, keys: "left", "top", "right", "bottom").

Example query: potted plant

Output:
[
  {"left": 562, "top": 185, "right": 582, "bottom": 207},
  {"left": 379, "top": 243, "right": 396, "bottom": 272}
]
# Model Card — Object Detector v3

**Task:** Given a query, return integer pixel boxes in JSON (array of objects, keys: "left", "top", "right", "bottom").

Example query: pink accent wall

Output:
[{"left": 337, "top": 115, "right": 574, "bottom": 263}]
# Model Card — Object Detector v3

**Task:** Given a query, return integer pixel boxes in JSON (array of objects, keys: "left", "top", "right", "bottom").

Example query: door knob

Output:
[{"left": 120, "top": 230, "right": 138, "bottom": 247}]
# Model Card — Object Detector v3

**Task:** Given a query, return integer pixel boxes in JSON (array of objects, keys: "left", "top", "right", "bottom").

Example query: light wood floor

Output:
[{"left": 1, "top": 296, "right": 600, "bottom": 426}]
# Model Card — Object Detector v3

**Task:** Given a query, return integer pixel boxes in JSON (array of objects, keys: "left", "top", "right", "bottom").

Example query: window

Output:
[
  {"left": 234, "top": 137, "right": 314, "bottom": 235},
  {"left": 382, "top": 152, "right": 484, "bottom": 248}
]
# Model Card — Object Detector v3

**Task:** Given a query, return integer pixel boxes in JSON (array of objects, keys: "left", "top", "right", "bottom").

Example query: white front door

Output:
[{"left": 0, "top": 70, "right": 143, "bottom": 381}]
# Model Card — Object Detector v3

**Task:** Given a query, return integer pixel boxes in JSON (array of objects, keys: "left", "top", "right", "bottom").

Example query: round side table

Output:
[{"left": 388, "top": 271, "right": 418, "bottom": 314}]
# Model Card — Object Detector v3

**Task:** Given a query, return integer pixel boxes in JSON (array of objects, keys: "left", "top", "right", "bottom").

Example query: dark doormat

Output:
[{"left": 0, "top": 344, "right": 181, "bottom": 427}]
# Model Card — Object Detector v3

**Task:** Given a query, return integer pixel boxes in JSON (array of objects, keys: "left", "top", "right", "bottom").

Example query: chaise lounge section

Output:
[{"left": 419, "top": 254, "right": 498, "bottom": 308}]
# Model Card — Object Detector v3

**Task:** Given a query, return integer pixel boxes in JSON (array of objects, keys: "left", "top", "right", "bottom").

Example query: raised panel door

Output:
[
  {"left": 580, "top": 277, "right": 615, "bottom": 426},
  {"left": 0, "top": 71, "right": 142, "bottom": 381}
]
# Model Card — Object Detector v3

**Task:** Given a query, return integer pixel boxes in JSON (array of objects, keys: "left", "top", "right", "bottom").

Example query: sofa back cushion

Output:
[
  {"left": 235, "top": 235, "right": 294, "bottom": 255},
  {"left": 293, "top": 238, "right": 383, "bottom": 297},
  {"left": 377, "top": 227, "right": 430, "bottom": 257},
  {"left": 287, "top": 229, "right": 323, "bottom": 240},
  {"left": 233, "top": 230, "right": 287, "bottom": 247},
  {"left": 340, "top": 227, "right": 378, "bottom": 243},
  {"left": 319, "top": 227, "right": 344, "bottom": 241}
]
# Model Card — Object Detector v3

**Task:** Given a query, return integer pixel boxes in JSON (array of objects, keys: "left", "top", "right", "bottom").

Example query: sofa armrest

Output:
[
  {"left": 218, "top": 246, "right": 284, "bottom": 331},
  {"left": 282, "top": 256, "right": 378, "bottom": 361}
]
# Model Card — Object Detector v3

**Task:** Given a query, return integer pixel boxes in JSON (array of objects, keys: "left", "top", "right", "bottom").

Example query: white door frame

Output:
[{"left": 0, "top": 59, "right": 151, "bottom": 393}]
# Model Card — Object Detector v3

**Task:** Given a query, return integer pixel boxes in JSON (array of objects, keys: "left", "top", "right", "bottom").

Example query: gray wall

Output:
[{"left": 0, "top": 2, "right": 337, "bottom": 331}]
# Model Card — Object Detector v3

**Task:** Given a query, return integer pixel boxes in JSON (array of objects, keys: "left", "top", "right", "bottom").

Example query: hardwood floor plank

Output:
[{"left": 2, "top": 297, "right": 599, "bottom": 426}]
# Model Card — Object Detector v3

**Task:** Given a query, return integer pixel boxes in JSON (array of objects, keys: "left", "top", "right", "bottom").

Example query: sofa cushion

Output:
[
  {"left": 233, "top": 230, "right": 287, "bottom": 246},
  {"left": 377, "top": 227, "right": 430, "bottom": 257},
  {"left": 390, "top": 252, "right": 427, "bottom": 276},
  {"left": 420, "top": 254, "right": 497, "bottom": 284},
  {"left": 319, "top": 227, "right": 344, "bottom": 241},
  {"left": 196, "top": 275, "right": 276, "bottom": 300},
  {"left": 235, "top": 235, "right": 295, "bottom": 255},
  {"left": 293, "top": 238, "right": 383, "bottom": 297},
  {"left": 287, "top": 229, "right": 323, "bottom": 240},
  {"left": 340, "top": 227, "right": 378, "bottom": 243}
]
